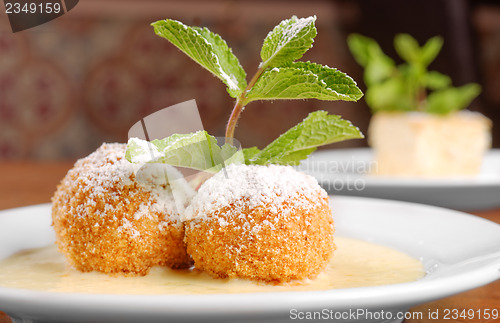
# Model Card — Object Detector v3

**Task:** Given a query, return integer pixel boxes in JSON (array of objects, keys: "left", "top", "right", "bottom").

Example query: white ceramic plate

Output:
[
  {"left": 298, "top": 148, "right": 500, "bottom": 210},
  {"left": 1, "top": 197, "right": 500, "bottom": 323}
]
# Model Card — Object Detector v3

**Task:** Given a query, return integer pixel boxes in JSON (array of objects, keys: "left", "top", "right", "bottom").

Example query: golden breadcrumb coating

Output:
[
  {"left": 51, "top": 143, "right": 194, "bottom": 275},
  {"left": 184, "top": 164, "right": 335, "bottom": 284}
]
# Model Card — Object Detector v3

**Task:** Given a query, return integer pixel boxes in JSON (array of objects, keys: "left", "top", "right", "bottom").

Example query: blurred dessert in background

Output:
[{"left": 369, "top": 111, "right": 491, "bottom": 177}]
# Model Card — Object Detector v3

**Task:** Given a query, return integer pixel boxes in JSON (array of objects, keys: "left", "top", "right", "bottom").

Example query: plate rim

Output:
[
  {"left": 0, "top": 198, "right": 499, "bottom": 321},
  {"left": 304, "top": 148, "right": 500, "bottom": 188}
]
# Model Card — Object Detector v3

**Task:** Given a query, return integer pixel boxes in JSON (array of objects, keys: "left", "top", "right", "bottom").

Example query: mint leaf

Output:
[
  {"left": 245, "top": 61, "right": 362, "bottom": 103},
  {"left": 220, "top": 143, "right": 244, "bottom": 167},
  {"left": 247, "top": 111, "right": 364, "bottom": 166},
  {"left": 260, "top": 148, "right": 316, "bottom": 166},
  {"left": 347, "top": 34, "right": 394, "bottom": 68},
  {"left": 126, "top": 131, "right": 243, "bottom": 173},
  {"left": 424, "top": 71, "right": 451, "bottom": 90},
  {"left": 394, "top": 34, "right": 442, "bottom": 67},
  {"left": 347, "top": 34, "right": 396, "bottom": 86},
  {"left": 347, "top": 34, "right": 372, "bottom": 67},
  {"left": 426, "top": 83, "right": 481, "bottom": 114},
  {"left": 242, "top": 146, "right": 261, "bottom": 164},
  {"left": 365, "top": 78, "right": 414, "bottom": 112},
  {"left": 420, "top": 36, "right": 443, "bottom": 66},
  {"left": 394, "top": 33, "right": 421, "bottom": 63},
  {"left": 152, "top": 19, "right": 247, "bottom": 98},
  {"left": 260, "top": 16, "right": 317, "bottom": 68},
  {"left": 363, "top": 58, "right": 395, "bottom": 86}
]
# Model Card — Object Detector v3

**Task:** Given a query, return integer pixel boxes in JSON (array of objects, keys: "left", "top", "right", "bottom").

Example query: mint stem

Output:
[
  {"left": 417, "top": 88, "right": 426, "bottom": 111},
  {"left": 225, "top": 98, "right": 244, "bottom": 142},
  {"left": 225, "top": 65, "right": 266, "bottom": 142}
]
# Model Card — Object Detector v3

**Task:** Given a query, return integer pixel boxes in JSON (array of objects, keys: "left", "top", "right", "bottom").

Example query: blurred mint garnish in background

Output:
[
  {"left": 348, "top": 33, "right": 481, "bottom": 114},
  {"left": 126, "top": 16, "right": 364, "bottom": 173}
]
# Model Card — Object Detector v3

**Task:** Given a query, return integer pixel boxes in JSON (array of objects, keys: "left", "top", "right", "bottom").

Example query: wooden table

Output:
[{"left": 0, "top": 162, "right": 499, "bottom": 323}]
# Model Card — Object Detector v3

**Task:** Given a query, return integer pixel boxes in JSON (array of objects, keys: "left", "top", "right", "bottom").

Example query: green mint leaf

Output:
[
  {"left": 260, "top": 16, "right": 317, "bottom": 68},
  {"left": 424, "top": 71, "right": 451, "bottom": 90},
  {"left": 245, "top": 61, "right": 363, "bottom": 103},
  {"left": 347, "top": 34, "right": 396, "bottom": 86},
  {"left": 126, "top": 131, "right": 243, "bottom": 173},
  {"left": 426, "top": 83, "right": 481, "bottom": 114},
  {"left": 220, "top": 143, "right": 244, "bottom": 167},
  {"left": 365, "top": 78, "right": 414, "bottom": 112},
  {"left": 394, "top": 34, "right": 442, "bottom": 67},
  {"left": 152, "top": 19, "right": 247, "bottom": 98},
  {"left": 262, "top": 148, "right": 317, "bottom": 166},
  {"left": 347, "top": 34, "right": 394, "bottom": 68},
  {"left": 420, "top": 36, "right": 443, "bottom": 66},
  {"left": 247, "top": 111, "right": 364, "bottom": 166},
  {"left": 394, "top": 33, "right": 421, "bottom": 63},
  {"left": 347, "top": 34, "right": 372, "bottom": 67},
  {"left": 364, "top": 58, "right": 395, "bottom": 86},
  {"left": 242, "top": 147, "right": 261, "bottom": 164}
]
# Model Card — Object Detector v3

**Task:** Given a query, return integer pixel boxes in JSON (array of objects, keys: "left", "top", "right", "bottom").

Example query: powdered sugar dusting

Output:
[
  {"left": 127, "top": 138, "right": 161, "bottom": 164},
  {"left": 183, "top": 164, "right": 327, "bottom": 222},
  {"left": 280, "top": 16, "right": 316, "bottom": 45},
  {"left": 262, "top": 15, "right": 316, "bottom": 65}
]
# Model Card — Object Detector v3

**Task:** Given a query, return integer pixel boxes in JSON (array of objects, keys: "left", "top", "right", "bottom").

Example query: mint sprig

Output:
[
  {"left": 152, "top": 16, "right": 362, "bottom": 139},
  {"left": 128, "top": 16, "right": 364, "bottom": 173}
]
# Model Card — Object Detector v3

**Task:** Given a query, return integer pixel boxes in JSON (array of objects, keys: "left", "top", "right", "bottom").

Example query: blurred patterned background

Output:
[{"left": 0, "top": 0, "right": 498, "bottom": 160}]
